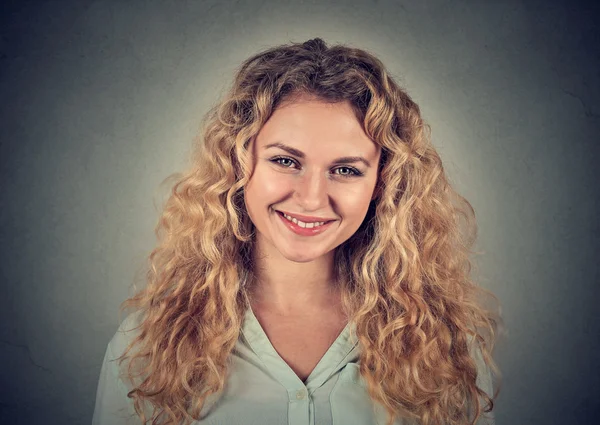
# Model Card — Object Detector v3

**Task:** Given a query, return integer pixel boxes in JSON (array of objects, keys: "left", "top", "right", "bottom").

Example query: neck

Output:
[{"left": 247, "top": 240, "right": 340, "bottom": 317}]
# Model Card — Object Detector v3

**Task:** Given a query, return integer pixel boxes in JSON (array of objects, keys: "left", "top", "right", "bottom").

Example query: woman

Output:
[{"left": 92, "top": 38, "right": 503, "bottom": 425}]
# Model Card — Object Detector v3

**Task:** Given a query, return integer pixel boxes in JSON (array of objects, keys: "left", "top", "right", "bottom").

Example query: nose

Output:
[{"left": 293, "top": 168, "right": 330, "bottom": 211}]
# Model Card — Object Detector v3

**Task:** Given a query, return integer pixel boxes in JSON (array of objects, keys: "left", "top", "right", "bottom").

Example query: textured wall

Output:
[{"left": 1, "top": 1, "right": 598, "bottom": 424}]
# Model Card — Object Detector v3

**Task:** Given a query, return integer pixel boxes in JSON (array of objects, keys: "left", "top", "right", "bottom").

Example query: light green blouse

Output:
[{"left": 92, "top": 304, "right": 495, "bottom": 425}]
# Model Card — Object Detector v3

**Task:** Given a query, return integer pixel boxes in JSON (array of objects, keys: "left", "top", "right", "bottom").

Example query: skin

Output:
[{"left": 243, "top": 93, "right": 381, "bottom": 317}]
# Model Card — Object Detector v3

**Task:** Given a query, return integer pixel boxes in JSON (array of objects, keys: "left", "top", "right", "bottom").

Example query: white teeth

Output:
[{"left": 282, "top": 213, "right": 326, "bottom": 228}]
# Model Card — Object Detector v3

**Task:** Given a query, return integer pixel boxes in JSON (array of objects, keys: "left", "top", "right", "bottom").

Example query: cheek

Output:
[
  {"left": 246, "top": 168, "right": 292, "bottom": 204},
  {"left": 338, "top": 187, "right": 375, "bottom": 218},
  {"left": 261, "top": 174, "right": 292, "bottom": 196}
]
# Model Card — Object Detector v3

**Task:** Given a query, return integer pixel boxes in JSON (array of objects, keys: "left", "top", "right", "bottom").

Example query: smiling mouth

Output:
[{"left": 275, "top": 210, "right": 336, "bottom": 228}]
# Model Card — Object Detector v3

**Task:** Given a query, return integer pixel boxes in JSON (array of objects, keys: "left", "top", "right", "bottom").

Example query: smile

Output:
[
  {"left": 275, "top": 210, "right": 336, "bottom": 236},
  {"left": 281, "top": 212, "right": 327, "bottom": 228}
]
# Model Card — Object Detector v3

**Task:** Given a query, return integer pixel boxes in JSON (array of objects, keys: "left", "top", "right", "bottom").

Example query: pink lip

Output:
[{"left": 275, "top": 210, "right": 335, "bottom": 236}]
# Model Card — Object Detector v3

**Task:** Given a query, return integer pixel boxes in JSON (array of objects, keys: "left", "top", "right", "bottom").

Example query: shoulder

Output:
[
  {"left": 466, "top": 334, "right": 496, "bottom": 424},
  {"left": 466, "top": 334, "right": 493, "bottom": 389},
  {"left": 107, "top": 310, "right": 145, "bottom": 359},
  {"left": 93, "top": 311, "right": 150, "bottom": 424}
]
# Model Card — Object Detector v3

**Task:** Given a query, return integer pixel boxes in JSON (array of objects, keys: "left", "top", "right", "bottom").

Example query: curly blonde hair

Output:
[{"left": 115, "top": 38, "right": 504, "bottom": 425}]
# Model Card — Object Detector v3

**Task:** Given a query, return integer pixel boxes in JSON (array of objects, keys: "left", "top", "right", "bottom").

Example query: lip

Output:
[
  {"left": 275, "top": 210, "right": 337, "bottom": 223},
  {"left": 275, "top": 210, "right": 336, "bottom": 236}
]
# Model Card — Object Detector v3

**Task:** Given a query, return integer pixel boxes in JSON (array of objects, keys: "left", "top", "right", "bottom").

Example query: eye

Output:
[
  {"left": 269, "top": 156, "right": 363, "bottom": 178},
  {"left": 270, "top": 156, "right": 298, "bottom": 168},
  {"left": 333, "top": 166, "right": 363, "bottom": 178}
]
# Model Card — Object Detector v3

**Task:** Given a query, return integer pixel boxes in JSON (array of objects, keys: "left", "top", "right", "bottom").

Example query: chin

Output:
[
  {"left": 279, "top": 246, "right": 326, "bottom": 263},
  {"left": 282, "top": 251, "right": 321, "bottom": 263}
]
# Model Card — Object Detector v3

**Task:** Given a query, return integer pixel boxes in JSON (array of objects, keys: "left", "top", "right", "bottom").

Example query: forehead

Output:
[{"left": 255, "top": 98, "right": 379, "bottom": 157}]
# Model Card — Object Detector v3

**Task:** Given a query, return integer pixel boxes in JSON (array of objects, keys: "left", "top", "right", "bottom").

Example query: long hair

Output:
[{"left": 115, "top": 38, "right": 504, "bottom": 425}]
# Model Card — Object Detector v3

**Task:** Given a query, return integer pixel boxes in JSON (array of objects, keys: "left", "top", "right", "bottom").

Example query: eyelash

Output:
[{"left": 270, "top": 156, "right": 363, "bottom": 178}]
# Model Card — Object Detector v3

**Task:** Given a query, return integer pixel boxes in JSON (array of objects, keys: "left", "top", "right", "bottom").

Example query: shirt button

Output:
[{"left": 295, "top": 389, "right": 306, "bottom": 400}]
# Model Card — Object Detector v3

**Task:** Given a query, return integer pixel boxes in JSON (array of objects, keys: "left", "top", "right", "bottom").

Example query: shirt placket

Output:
[
  {"left": 240, "top": 303, "right": 359, "bottom": 425},
  {"left": 288, "top": 386, "right": 310, "bottom": 425}
]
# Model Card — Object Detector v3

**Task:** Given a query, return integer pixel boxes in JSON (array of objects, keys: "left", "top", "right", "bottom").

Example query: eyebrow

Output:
[{"left": 264, "top": 142, "right": 372, "bottom": 168}]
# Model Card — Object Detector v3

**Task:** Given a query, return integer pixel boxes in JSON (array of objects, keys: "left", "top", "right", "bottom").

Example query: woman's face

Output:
[{"left": 244, "top": 95, "right": 381, "bottom": 263}]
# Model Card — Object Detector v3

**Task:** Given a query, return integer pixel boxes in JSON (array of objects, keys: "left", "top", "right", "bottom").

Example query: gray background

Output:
[{"left": 1, "top": 0, "right": 598, "bottom": 424}]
